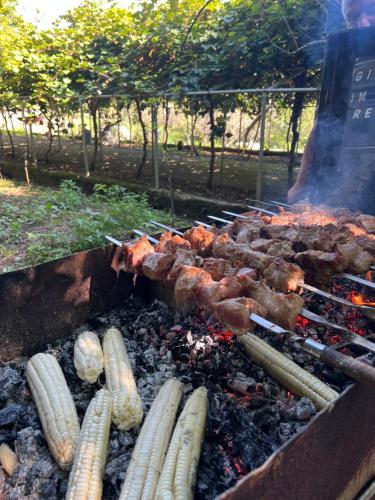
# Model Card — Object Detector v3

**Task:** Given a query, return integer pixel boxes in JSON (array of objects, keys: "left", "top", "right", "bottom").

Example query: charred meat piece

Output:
[
  {"left": 202, "top": 258, "right": 234, "bottom": 281},
  {"left": 358, "top": 214, "right": 375, "bottom": 234},
  {"left": 236, "top": 223, "right": 263, "bottom": 243},
  {"left": 355, "top": 235, "right": 375, "bottom": 256},
  {"left": 214, "top": 297, "right": 267, "bottom": 335},
  {"left": 122, "top": 236, "right": 154, "bottom": 273},
  {"left": 292, "top": 226, "right": 335, "bottom": 253},
  {"left": 174, "top": 266, "right": 212, "bottom": 313},
  {"left": 183, "top": 225, "right": 216, "bottom": 256},
  {"left": 155, "top": 231, "right": 191, "bottom": 254},
  {"left": 266, "top": 240, "right": 296, "bottom": 260},
  {"left": 263, "top": 259, "right": 304, "bottom": 293},
  {"left": 248, "top": 238, "right": 276, "bottom": 252},
  {"left": 260, "top": 225, "right": 299, "bottom": 242},
  {"left": 335, "top": 242, "right": 375, "bottom": 274},
  {"left": 243, "top": 280, "right": 304, "bottom": 331},
  {"left": 249, "top": 238, "right": 295, "bottom": 260},
  {"left": 294, "top": 250, "right": 343, "bottom": 290},
  {"left": 142, "top": 253, "right": 175, "bottom": 281}
]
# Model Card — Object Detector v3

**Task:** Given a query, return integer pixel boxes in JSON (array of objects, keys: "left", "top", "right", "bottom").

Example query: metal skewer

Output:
[
  {"left": 300, "top": 308, "right": 375, "bottom": 353},
  {"left": 105, "top": 235, "right": 122, "bottom": 247},
  {"left": 194, "top": 220, "right": 211, "bottom": 228},
  {"left": 250, "top": 313, "right": 375, "bottom": 386},
  {"left": 222, "top": 211, "right": 248, "bottom": 219},
  {"left": 207, "top": 215, "right": 232, "bottom": 224},
  {"left": 302, "top": 283, "right": 375, "bottom": 320},
  {"left": 133, "top": 229, "right": 159, "bottom": 244},
  {"left": 270, "top": 200, "right": 292, "bottom": 208},
  {"left": 149, "top": 220, "right": 184, "bottom": 236},
  {"left": 340, "top": 273, "right": 375, "bottom": 291},
  {"left": 247, "top": 205, "right": 277, "bottom": 216}
]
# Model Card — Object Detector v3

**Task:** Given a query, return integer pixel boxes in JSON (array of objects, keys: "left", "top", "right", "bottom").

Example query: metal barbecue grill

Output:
[{"left": 1, "top": 224, "right": 375, "bottom": 499}]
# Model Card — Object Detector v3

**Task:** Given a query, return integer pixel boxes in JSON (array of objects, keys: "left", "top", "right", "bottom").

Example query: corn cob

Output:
[
  {"left": 74, "top": 331, "right": 104, "bottom": 384},
  {"left": 0, "top": 443, "right": 18, "bottom": 476},
  {"left": 26, "top": 353, "right": 80, "bottom": 469},
  {"left": 103, "top": 326, "right": 143, "bottom": 430},
  {"left": 240, "top": 334, "right": 338, "bottom": 410},
  {"left": 119, "top": 378, "right": 184, "bottom": 500},
  {"left": 156, "top": 387, "right": 208, "bottom": 500},
  {"left": 66, "top": 389, "right": 112, "bottom": 500}
]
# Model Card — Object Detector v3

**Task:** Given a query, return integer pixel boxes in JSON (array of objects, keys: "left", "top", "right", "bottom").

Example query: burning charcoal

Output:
[
  {"left": 289, "top": 398, "right": 317, "bottom": 421},
  {"left": 0, "top": 405, "right": 25, "bottom": 427},
  {"left": 278, "top": 422, "right": 294, "bottom": 444},
  {"left": 0, "top": 367, "right": 24, "bottom": 404},
  {"left": 227, "top": 373, "right": 256, "bottom": 395}
]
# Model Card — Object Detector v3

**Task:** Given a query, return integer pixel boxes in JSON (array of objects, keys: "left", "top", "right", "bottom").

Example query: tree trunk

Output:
[
  {"left": 135, "top": 99, "right": 148, "bottom": 179},
  {"left": 207, "top": 103, "right": 216, "bottom": 190},
  {"left": 191, "top": 113, "right": 199, "bottom": 156},
  {"left": 29, "top": 122, "right": 37, "bottom": 166},
  {"left": 163, "top": 101, "right": 169, "bottom": 151},
  {"left": 126, "top": 104, "right": 132, "bottom": 147},
  {"left": 288, "top": 73, "right": 307, "bottom": 187},
  {"left": 45, "top": 117, "right": 54, "bottom": 163},
  {"left": 89, "top": 101, "right": 99, "bottom": 171},
  {"left": 238, "top": 109, "right": 243, "bottom": 159},
  {"left": 1, "top": 108, "right": 15, "bottom": 158}
]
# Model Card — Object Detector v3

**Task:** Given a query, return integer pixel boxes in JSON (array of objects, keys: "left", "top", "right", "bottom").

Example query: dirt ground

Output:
[{"left": 2, "top": 135, "right": 298, "bottom": 203}]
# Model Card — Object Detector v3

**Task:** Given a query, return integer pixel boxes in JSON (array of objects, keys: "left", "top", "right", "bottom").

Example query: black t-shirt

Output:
[{"left": 329, "top": 57, "right": 375, "bottom": 214}]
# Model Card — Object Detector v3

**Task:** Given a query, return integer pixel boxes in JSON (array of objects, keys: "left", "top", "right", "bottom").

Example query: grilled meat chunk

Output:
[
  {"left": 214, "top": 297, "right": 267, "bottom": 335},
  {"left": 122, "top": 235, "right": 154, "bottom": 273},
  {"left": 243, "top": 280, "right": 304, "bottom": 330},
  {"left": 212, "top": 233, "right": 273, "bottom": 273},
  {"left": 294, "top": 251, "right": 343, "bottom": 289},
  {"left": 155, "top": 231, "right": 191, "bottom": 254},
  {"left": 202, "top": 258, "right": 234, "bottom": 281},
  {"left": 142, "top": 253, "right": 175, "bottom": 281},
  {"left": 335, "top": 242, "right": 375, "bottom": 274},
  {"left": 260, "top": 225, "right": 299, "bottom": 242},
  {"left": 196, "top": 276, "right": 244, "bottom": 311},
  {"left": 183, "top": 225, "right": 216, "bottom": 256},
  {"left": 167, "top": 249, "right": 197, "bottom": 282},
  {"left": 358, "top": 214, "right": 375, "bottom": 234},
  {"left": 174, "top": 266, "right": 212, "bottom": 313},
  {"left": 263, "top": 259, "right": 304, "bottom": 293}
]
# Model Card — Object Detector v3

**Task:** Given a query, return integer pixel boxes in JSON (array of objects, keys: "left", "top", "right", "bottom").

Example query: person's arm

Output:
[{"left": 288, "top": 125, "right": 316, "bottom": 203}]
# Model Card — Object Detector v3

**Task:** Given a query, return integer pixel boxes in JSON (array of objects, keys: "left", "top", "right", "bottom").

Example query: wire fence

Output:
[{"left": 0, "top": 88, "right": 319, "bottom": 201}]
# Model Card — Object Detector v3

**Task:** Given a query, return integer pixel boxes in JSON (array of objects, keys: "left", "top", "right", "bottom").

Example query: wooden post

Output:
[
  {"left": 256, "top": 93, "right": 267, "bottom": 201},
  {"left": 79, "top": 98, "right": 90, "bottom": 177}
]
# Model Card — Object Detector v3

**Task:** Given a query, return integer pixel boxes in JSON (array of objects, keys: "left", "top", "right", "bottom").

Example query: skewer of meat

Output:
[{"left": 107, "top": 234, "right": 375, "bottom": 387}]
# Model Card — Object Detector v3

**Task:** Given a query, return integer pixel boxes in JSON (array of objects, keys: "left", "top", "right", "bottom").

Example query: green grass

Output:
[{"left": 0, "top": 178, "right": 188, "bottom": 273}]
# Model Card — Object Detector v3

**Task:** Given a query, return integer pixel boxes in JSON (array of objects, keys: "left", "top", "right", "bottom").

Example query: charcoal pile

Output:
[{"left": 0, "top": 297, "right": 358, "bottom": 499}]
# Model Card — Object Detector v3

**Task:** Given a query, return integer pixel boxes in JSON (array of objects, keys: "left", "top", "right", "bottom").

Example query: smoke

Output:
[{"left": 325, "top": 0, "right": 346, "bottom": 33}]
